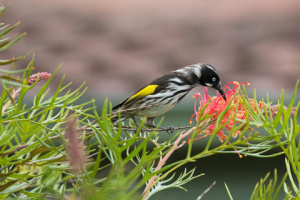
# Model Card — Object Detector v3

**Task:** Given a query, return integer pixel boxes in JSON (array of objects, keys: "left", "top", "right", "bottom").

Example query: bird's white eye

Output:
[{"left": 212, "top": 77, "right": 217, "bottom": 82}]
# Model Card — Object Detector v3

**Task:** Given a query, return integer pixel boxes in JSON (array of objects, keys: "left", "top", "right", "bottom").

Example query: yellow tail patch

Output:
[{"left": 127, "top": 85, "right": 158, "bottom": 102}]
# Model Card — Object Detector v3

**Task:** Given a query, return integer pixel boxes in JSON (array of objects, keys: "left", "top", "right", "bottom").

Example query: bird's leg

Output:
[
  {"left": 130, "top": 115, "right": 140, "bottom": 131},
  {"left": 146, "top": 118, "right": 155, "bottom": 127},
  {"left": 146, "top": 118, "right": 174, "bottom": 135}
]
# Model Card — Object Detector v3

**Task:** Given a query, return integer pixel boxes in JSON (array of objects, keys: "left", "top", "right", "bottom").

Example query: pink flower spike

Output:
[{"left": 27, "top": 72, "right": 52, "bottom": 85}]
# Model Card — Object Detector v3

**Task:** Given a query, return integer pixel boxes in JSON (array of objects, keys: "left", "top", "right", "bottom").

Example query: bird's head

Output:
[
  {"left": 198, "top": 64, "right": 226, "bottom": 101},
  {"left": 173, "top": 63, "right": 226, "bottom": 100},
  {"left": 177, "top": 63, "right": 226, "bottom": 100}
]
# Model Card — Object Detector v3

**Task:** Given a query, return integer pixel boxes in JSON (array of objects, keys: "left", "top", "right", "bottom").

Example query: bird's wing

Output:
[
  {"left": 112, "top": 84, "right": 159, "bottom": 110},
  {"left": 112, "top": 97, "right": 130, "bottom": 111},
  {"left": 127, "top": 84, "right": 158, "bottom": 101}
]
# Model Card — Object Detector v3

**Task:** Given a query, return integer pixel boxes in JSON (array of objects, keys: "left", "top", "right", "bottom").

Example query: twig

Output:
[
  {"left": 79, "top": 123, "right": 197, "bottom": 135},
  {"left": 114, "top": 124, "right": 196, "bottom": 132},
  {"left": 77, "top": 103, "right": 164, "bottom": 131},
  {"left": 196, "top": 181, "right": 216, "bottom": 200},
  {"left": 142, "top": 127, "right": 196, "bottom": 199},
  {"left": 1, "top": 143, "right": 30, "bottom": 156},
  {"left": 1, "top": 124, "right": 94, "bottom": 158},
  {"left": 2, "top": 87, "right": 21, "bottom": 113}
]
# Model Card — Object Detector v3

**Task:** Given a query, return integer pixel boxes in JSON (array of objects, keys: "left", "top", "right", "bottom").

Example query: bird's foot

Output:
[
  {"left": 146, "top": 124, "right": 174, "bottom": 135},
  {"left": 165, "top": 126, "right": 174, "bottom": 135}
]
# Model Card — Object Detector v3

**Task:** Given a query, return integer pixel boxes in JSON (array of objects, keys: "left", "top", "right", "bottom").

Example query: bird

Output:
[{"left": 111, "top": 63, "right": 226, "bottom": 132}]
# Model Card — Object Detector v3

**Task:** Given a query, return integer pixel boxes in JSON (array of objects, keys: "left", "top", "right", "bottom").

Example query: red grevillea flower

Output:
[
  {"left": 27, "top": 72, "right": 52, "bottom": 85},
  {"left": 189, "top": 81, "right": 258, "bottom": 157}
]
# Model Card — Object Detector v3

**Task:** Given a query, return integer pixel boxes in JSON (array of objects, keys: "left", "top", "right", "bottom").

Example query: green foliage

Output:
[
  {"left": 1, "top": 3, "right": 300, "bottom": 200},
  {"left": 0, "top": 59, "right": 93, "bottom": 199},
  {"left": 250, "top": 169, "right": 289, "bottom": 200},
  {"left": 0, "top": 6, "right": 92, "bottom": 198}
]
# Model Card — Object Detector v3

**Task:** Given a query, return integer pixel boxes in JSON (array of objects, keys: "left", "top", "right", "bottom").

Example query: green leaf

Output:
[
  {"left": 0, "top": 180, "right": 18, "bottom": 192},
  {"left": 0, "top": 33, "right": 26, "bottom": 51},
  {"left": 0, "top": 21, "right": 20, "bottom": 39},
  {"left": 0, "top": 55, "right": 26, "bottom": 65},
  {"left": 225, "top": 182, "right": 234, "bottom": 200}
]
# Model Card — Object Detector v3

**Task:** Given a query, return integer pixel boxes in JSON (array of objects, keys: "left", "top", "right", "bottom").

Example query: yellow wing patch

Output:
[{"left": 127, "top": 85, "right": 158, "bottom": 102}]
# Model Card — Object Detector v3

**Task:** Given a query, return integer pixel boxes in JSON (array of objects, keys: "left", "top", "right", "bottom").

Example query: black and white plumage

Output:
[{"left": 111, "top": 63, "right": 226, "bottom": 127}]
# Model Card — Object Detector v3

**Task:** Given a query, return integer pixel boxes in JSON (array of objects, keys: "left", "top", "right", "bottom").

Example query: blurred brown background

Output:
[
  {"left": 2, "top": 0, "right": 300, "bottom": 97},
  {"left": 1, "top": 1, "right": 300, "bottom": 199}
]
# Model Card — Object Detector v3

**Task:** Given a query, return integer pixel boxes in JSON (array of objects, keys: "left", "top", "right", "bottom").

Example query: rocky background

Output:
[{"left": 1, "top": 0, "right": 300, "bottom": 98}]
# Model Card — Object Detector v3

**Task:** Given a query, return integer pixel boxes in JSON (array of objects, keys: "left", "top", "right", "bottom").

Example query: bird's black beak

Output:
[{"left": 214, "top": 84, "right": 226, "bottom": 101}]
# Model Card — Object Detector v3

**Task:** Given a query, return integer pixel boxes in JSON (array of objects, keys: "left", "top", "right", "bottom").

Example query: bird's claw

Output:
[{"left": 166, "top": 126, "right": 174, "bottom": 135}]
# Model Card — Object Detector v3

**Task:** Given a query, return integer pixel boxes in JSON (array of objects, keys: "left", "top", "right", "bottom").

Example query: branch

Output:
[
  {"left": 2, "top": 87, "right": 21, "bottom": 113},
  {"left": 1, "top": 143, "right": 30, "bottom": 156},
  {"left": 77, "top": 103, "right": 164, "bottom": 131},
  {"left": 114, "top": 125, "right": 196, "bottom": 132},
  {"left": 79, "top": 122, "right": 197, "bottom": 135},
  {"left": 196, "top": 181, "right": 216, "bottom": 200},
  {"left": 142, "top": 127, "right": 196, "bottom": 199}
]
